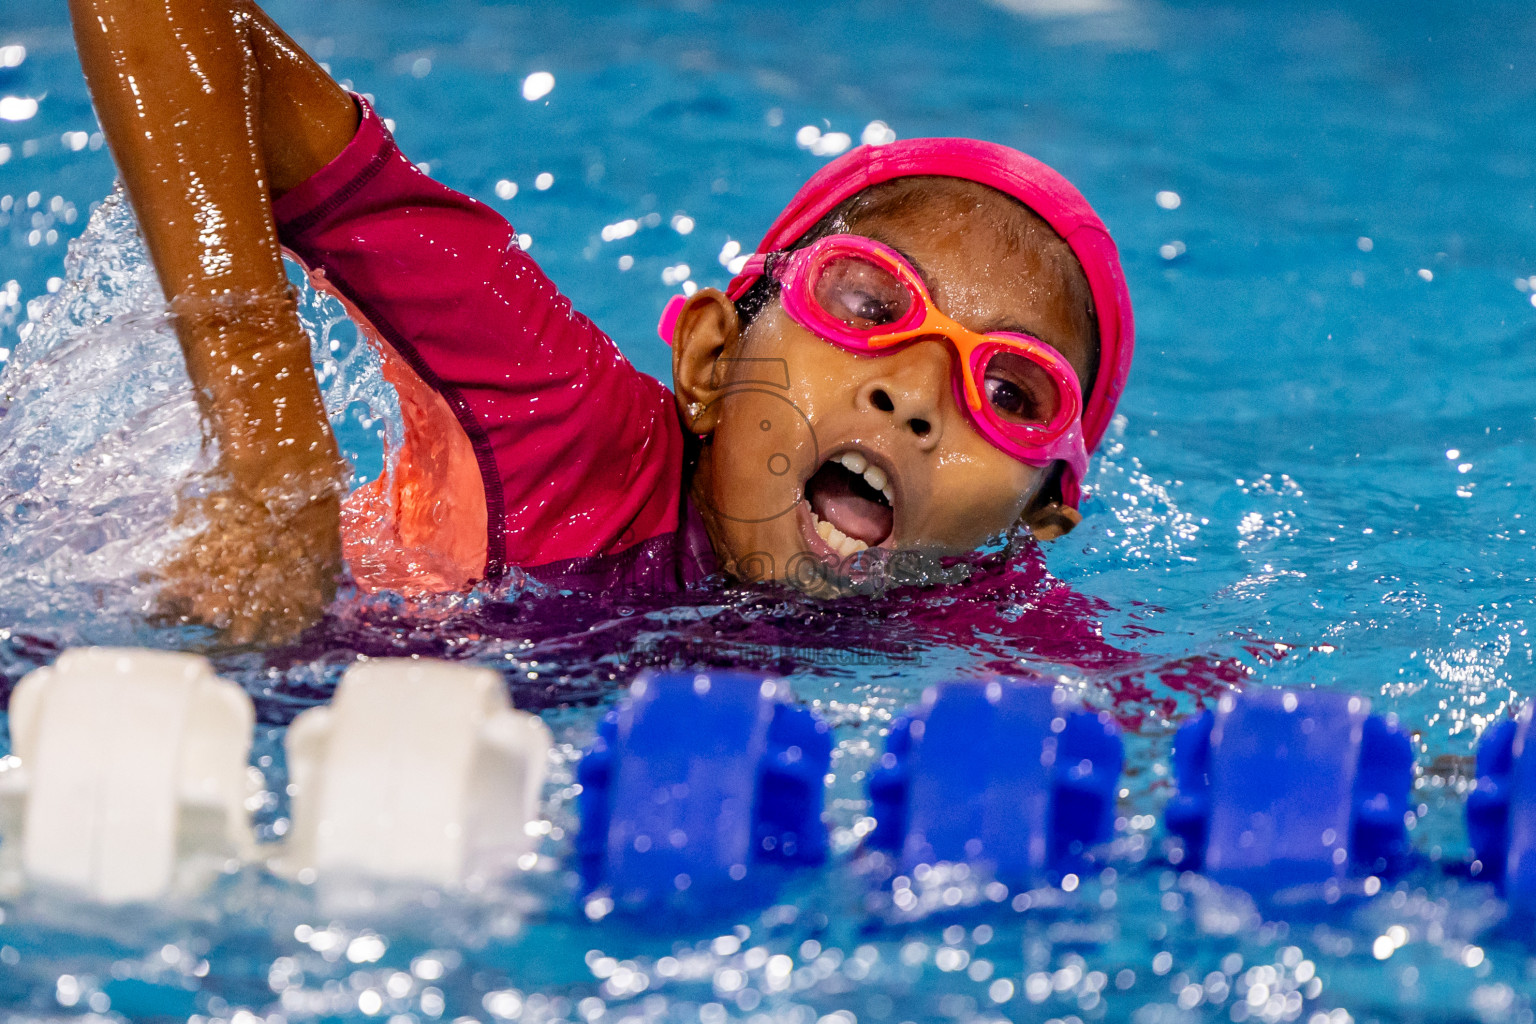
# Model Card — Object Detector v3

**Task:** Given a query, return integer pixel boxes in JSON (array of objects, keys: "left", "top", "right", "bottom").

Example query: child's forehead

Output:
[{"left": 841, "top": 179, "right": 1071, "bottom": 280}]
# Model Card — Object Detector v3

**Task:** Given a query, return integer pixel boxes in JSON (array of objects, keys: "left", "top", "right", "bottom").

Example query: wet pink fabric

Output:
[{"left": 273, "top": 98, "right": 714, "bottom": 588}]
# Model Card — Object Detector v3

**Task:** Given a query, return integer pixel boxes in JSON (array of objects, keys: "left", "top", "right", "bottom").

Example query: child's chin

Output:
[{"left": 781, "top": 545, "right": 904, "bottom": 599}]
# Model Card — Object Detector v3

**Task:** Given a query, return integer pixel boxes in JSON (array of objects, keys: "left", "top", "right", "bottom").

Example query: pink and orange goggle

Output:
[{"left": 661, "top": 233, "right": 1087, "bottom": 480}]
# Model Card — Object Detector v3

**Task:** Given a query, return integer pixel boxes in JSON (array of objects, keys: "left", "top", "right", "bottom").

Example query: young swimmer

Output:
[{"left": 66, "top": 0, "right": 1132, "bottom": 643}]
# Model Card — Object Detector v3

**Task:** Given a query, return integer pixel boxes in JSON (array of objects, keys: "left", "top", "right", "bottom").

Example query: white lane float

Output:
[
  {"left": 0, "top": 647, "right": 255, "bottom": 903},
  {"left": 278, "top": 657, "right": 551, "bottom": 886},
  {"left": 0, "top": 649, "right": 552, "bottom": 901}
]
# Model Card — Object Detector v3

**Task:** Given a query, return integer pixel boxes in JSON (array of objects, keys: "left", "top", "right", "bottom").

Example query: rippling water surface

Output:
[{"left": 1, "top": 0, "right": 1534, "bottom": 1021}]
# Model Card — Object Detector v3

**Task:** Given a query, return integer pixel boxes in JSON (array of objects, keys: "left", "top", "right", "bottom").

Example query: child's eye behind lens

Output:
[
  {"left": 842, "top": 290, "right": 903, "bottom": 326},
  {"left": 814, "top": 259, "right": 912, "bottom": 329},
  {"left": 984, "top": 352, "right": 1058, "bottom": 424}
]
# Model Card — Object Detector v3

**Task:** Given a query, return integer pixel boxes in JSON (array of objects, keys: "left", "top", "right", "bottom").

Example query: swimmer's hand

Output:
[
  {"left": 153, "top": 298, "right": 350, "bottom": 647},
  {"left": 157, "top": 477, "right": 343, "bottom": 647}
]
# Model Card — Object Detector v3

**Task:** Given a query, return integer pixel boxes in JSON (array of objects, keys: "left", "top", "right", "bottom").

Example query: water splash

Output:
[{"left": 0, "top": 187, "right": 403, "bottom": 646}]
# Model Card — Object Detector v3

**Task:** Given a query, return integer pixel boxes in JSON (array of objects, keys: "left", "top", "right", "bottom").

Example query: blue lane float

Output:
[
  {"left": 1467, "top": 704, "right": 1536, "bottom": 914},
  {"left": 1166, "top": 688, "right": 1414, "bottom": 897},
  {"left": 576, "top": 672, "right": 831, "bottom": 911},
  {"left": 865, "top": 679, "right": 1122, "bottom": 880}
]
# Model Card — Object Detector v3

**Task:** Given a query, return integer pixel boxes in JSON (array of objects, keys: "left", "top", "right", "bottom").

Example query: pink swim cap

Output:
[{"left": 722, "top": 137, "right": 1134, "bottom": 510}]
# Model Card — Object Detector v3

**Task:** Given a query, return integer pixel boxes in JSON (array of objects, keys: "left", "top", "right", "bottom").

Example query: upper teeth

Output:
[{"left": 837, "top": 452, "right": 894, "bottom": 505}]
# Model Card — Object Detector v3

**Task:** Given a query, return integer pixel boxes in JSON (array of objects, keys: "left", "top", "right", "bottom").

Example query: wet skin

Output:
[
  {"left": 70, "top": 0, "right": 362, "bottom": 642},
  {"left": 671, "top": 181, "right": 1097, "bottom": 595}
]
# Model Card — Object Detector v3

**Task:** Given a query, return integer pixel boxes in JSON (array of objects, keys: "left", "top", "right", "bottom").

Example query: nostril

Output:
[
  {"left": 908, "top": 417, "right": 931, "bottom": 438},
  {"left": 870, "top": 388, "right": 895, "bottom": 413}
]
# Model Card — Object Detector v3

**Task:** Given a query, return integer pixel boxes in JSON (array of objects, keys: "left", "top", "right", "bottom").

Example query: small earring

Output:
[{"left": 687, "top": 401, "right": 703, "bottom": 419}]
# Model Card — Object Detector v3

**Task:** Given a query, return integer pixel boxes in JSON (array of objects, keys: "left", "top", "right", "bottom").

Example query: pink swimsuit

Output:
[{"left": 273, "top": 99, "right": 715, "bottom": 593}]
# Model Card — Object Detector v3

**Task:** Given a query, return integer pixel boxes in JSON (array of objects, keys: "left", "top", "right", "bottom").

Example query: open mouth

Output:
[{"left": 804, "top": 451, "right": 896, "bottom": 558}]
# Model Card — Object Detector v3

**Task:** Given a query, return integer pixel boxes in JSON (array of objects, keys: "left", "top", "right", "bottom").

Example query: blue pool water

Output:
[{"left": 2, "top": 0, "right": 1535, "bottom": 1020}]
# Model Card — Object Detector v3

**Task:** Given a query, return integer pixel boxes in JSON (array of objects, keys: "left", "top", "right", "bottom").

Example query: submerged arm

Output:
[{"left": 68, "top": 0, "right": 360, "bottom": 642}]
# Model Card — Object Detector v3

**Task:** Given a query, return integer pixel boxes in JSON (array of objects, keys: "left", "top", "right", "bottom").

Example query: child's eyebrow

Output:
[{"left": 977, "top": 316, "right": 1051, "bottom": 340}]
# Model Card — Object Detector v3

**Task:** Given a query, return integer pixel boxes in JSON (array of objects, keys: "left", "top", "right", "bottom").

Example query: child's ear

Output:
[
  {"left": 671, "top": 288, "right": 740, "bottom": 435},
  {"left": 1023, "top": 501, "right": 1083, "bottom": 541}
]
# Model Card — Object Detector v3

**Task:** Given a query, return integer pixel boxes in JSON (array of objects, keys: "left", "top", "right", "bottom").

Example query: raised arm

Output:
[{"left": 68, "top": 0, "right": 361, "bottom": 642}]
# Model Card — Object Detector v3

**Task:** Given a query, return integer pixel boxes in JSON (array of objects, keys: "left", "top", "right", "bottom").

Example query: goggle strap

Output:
[{"left": 724, "top": 254, "right": 773, "bottom": 301}]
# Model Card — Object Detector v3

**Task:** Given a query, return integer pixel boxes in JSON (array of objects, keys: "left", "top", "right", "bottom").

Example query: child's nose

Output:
[{"left": 855, "top": 340, "right": 951, "bottom": 449}]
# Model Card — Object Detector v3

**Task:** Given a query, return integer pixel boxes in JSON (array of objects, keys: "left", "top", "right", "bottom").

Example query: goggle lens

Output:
[
  {"left": 810, "top": 253, "right": 915, "bottom": 331},
  {"left": 980, "top": 349, "right": 1062, "bottom": 428}
]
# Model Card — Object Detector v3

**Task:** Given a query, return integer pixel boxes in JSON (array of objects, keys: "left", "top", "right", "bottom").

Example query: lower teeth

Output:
[{"left": 812, "top": 513, "right": 868, "bottom": 557}]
